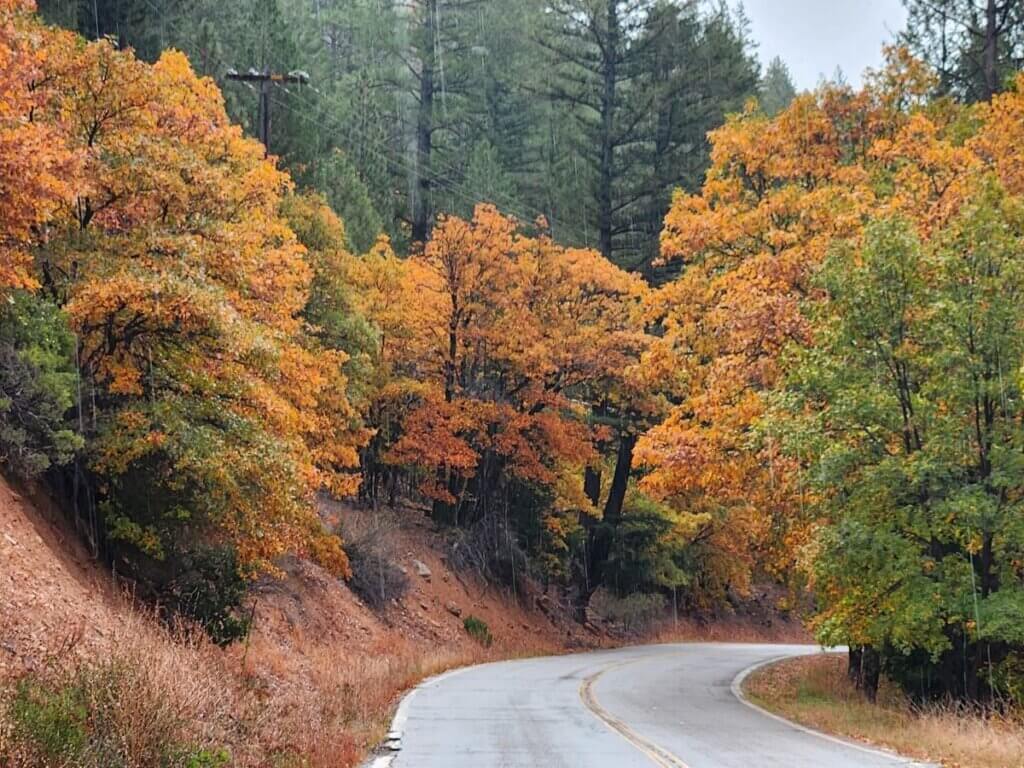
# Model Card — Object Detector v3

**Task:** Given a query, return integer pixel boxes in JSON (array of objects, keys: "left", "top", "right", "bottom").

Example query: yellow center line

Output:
[{"left": 579, "top": 655, "right": 691, "bottom": 768}]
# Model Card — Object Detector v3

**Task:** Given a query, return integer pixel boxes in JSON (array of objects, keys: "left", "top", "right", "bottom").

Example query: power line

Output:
[
  {"left": 134, "top": 0, "right": 591, "bottom": 245},
  {"left": 226, "top": 67, "right": 310, "bottom": 156},
  {"left": 276, "top": 81, "right": 593, "bottom": 244},
  {"left": 272, "top": 85, "right": 569, "bottom": 234}
]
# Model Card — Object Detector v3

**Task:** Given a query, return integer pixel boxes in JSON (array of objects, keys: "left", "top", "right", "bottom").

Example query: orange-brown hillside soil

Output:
[
  {"left": 0, "top": 473, "right": 805, "bottom": 766},
  {"left": 0, "top": 475, "right": 574, "bottom": 765}
]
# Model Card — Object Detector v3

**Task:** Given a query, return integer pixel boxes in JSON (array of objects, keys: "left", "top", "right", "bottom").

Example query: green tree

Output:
[
  {"left": 760, "top": 55, "right": 797, "bottom": 116},
  {"left": 901, "top": 0, "right": 1024, "bottom": 101},
  {"left": 0, "top": 292, "right": 82, "bottom": 481},
  {"left": 779, "top": 196, "right": 1024, "bottom": 702},
  {"left": 536, "top": 0, "right": 757, "bottom": 269}
]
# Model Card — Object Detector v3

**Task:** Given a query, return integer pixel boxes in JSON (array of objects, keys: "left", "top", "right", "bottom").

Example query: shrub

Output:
[
  {"left": 463, "top": 616, "right": 493, "bottom": 647},
  {"left": 0, "top": 658, "right": 233, "bottom": 768},
  {"left": 344, "top": 538, "right": 410, "bottom": 610},
  {"left": 0, "top": 292, "right": 81, "bottom": 480},
  {"left": 337, "top": 509, "right": 409, "bottom": 611},
  {"left": 589, "top": 588, "right": 667, "bottom": 633},
  {"left": 5, "top": 678, "right": 88, "bottom": 763},
  {"left": 164, "top": 546, "right": 252, "bottom": 646},
  {"left": 447, "top": 513, "right": 533, "bottom": 593}
]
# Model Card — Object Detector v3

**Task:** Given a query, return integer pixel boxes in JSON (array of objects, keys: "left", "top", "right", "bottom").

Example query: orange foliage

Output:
[
  {"left": 635, "top": 48, "right": 1012, "bottom": 596},
  {"left": 0, "top": 0, "right": 78, "bottom": 295},
  {"left": 358, "top": 205, "right": 648, "bottom": 535},
  {"left": 6, "top": 15, "right": 364, "bottom": 576}
]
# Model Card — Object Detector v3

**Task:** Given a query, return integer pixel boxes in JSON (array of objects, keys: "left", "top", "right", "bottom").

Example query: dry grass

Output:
[
  {"left": 648, "top": 614, "right": 810, "bottom": 644},
  {"left": 240, "top": 633, "right": 501, "bottom": 765},
  {"left": 0, "top": 603, "right": 557, "bottom": 768},
  {"left": 0, "top": 612, "right": 246, "bottom": 767},
  {"left": 744, "top": 653, "right": 1024, "bottom": 768}
]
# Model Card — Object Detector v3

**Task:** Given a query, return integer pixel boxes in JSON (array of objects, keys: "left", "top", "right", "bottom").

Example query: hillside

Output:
[
  {"left": 1, "top": 472, "right": 811, "bottom": 766},
  {"left": 0, "top": 474, "right": 586, "bottom": 765}
]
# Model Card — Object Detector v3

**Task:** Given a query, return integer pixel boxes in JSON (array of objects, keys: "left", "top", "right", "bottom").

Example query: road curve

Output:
[{"left": 385, "top": 643, "right": 933, "bottom": 768}]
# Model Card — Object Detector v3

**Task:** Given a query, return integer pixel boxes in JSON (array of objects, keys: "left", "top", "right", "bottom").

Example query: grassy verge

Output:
[
  {"left": 743, "top": 653, "right": 1024, "bottom": 768},
  {"left": 0, "top": 610, "right": 551, "bottom": 768}
]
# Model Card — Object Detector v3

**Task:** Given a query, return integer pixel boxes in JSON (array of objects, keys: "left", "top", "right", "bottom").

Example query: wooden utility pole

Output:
[{"left": 225, "top": 68, "right": 309, "bottom": 156}]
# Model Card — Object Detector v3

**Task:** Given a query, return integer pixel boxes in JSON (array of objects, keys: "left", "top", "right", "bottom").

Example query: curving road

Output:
[{"left": 381, "top": 643, "right": 934, "bottom": 768}]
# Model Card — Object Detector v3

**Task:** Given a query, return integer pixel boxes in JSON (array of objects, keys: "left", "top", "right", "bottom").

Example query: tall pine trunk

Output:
[{"left": 412, "top": 0, "right": 435, "bottom": 244}]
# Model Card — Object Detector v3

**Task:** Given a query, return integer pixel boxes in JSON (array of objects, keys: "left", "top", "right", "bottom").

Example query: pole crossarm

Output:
[
  {"left": 226, "top": 68, "right": 310, "bottom": 84},
  {"left": 225, "top": 68, "right": 311, "bottom": 155}
]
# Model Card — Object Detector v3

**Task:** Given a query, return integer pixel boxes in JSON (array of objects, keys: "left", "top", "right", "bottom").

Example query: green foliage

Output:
[
  {"left": 777, "top": 193, "right": 1024, "bottom": 699},
  {"left": 179, "top": 747, "right": 232, "bottom": 768},
  {"left": 463, "top": 615, "right": 493, "bottom": 647},
  {"left": 603, "top": 488, "right": 691, "bottom": 596},
  {"left": 307, "top": 150, "right": 384, "bottom": 255},
  {"left": 0, "top": 291, "right": 82, "bottom": 480},
  {"left": 281, "top": 190, "right": 379, "bottom": 410},
  {"left": 991, "top": 651, "right": 1024, "bottom": 708},
  {"left": 165, "top": 546, "right": 252, "bottom": 646},
  {"left": 6, "top": 677, "right": 88, "bottom": 763},
  {"left": 760, "top": 55, "right": 797, "bottom": 116}
]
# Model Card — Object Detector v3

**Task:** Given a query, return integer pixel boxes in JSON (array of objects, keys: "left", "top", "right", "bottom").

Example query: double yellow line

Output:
[{"left": 579, "top": 656, "right": 691, "bottom": 768}]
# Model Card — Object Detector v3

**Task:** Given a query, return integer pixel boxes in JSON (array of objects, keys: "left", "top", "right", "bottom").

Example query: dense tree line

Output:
[
  {"left": 5, "top": 0, "right": 1024, "bottom": 708},
  {"left": 33, "top": 0, "right": 765, "bottom": 273}
]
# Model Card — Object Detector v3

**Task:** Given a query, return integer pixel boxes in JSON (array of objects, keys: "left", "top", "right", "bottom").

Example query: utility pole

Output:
[{"left": 225, "top": 68, "right": 309, "bottom": 156}]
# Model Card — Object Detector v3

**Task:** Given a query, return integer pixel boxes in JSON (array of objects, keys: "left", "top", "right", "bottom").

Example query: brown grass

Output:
[
  {"left": 0, "top": 603, "right": 557, "bottom": 768},
  {"left": 648, "top": 614, "right": 810, "bottom": 645},
  {"left": 744, "top": 653, "right": 1024, "bottom": 768}
]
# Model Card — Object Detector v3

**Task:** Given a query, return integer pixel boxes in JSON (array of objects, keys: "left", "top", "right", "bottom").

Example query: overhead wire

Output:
[{"left": 134, "top": 0, "right": 592, "bottom": 245}]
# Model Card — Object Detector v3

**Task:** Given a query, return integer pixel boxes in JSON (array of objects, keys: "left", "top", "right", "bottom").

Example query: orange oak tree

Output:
[{"left": 10, "top": 20, "right": 366, "bottom": 577}]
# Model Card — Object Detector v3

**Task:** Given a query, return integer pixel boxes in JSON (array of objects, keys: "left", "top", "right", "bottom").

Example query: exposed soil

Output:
[{"left": 0, "top": 473, "right": 806, "bottom": 765}]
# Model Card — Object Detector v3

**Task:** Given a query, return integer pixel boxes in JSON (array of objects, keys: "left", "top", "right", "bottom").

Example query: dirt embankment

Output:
[
  {"left": 0, "top": 476, "right": 582, "bottom": 765},
  {"left": 0, "top": 474, "right": 804, "bottom": 766}
]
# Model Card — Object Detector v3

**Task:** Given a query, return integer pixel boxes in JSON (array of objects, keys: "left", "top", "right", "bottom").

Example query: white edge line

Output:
[
  {"left": 730, "top": 652, "right": 938, "bottom": 768},
  {"left": 363, "top": 664, "right": 480, "bottom": 768}
]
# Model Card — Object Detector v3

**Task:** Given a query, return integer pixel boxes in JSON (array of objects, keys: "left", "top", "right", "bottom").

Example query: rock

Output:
[
  {"left": 412, "top": 559, "right": 432, "bottom": 580},
  {"left": 420, "top": 601, "right": 429, "bottom": 611},
  {"left": 445, "top": 601, "right": 462, "bottom": 618}
]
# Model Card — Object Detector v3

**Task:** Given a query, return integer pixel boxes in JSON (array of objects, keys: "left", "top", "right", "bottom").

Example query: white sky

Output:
[{"left": 741, "top": 0, "right": 909, "bottom": 89}]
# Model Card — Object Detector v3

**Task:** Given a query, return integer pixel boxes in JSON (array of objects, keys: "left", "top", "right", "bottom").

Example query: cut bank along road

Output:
[{"left": 385, "top": 643, "right": 934, "bottom": 768}]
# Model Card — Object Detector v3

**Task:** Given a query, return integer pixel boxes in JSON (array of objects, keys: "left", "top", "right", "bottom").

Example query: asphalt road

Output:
[{"left": 385, "top": 643, "right": 933, "bottom": 768}]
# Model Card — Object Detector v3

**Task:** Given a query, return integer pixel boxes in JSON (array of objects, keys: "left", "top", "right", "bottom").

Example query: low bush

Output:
[
  {"left": 337, "top": 509, "right": 409, "bottom": 610},
  {"left": 589, "top": 588, "right": 666, "bottom": 633},
  {"left": 164, "top": 546, "right": 252, "bottom": 646},
  {"left": 0, "top": 656, "right": 234, "bottom": 768},
  {"left": 447, "top": 514, "right": 533, "bottom": 593},
  {"left": 463, "top": 616, "right": 493, "bottom": 647}
]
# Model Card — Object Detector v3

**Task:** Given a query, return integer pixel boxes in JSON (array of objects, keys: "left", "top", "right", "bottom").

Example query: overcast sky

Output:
[{"left": 741, "top": 0, "right": 909, "bottom": 89}]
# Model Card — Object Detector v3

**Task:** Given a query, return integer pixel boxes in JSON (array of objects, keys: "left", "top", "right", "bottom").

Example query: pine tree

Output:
[{"left": 760, "top": 55, "right": 797, "bottom": 115}]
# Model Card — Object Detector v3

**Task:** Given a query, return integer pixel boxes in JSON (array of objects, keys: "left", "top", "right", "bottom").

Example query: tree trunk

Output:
[
  {"left": 584, "top": 466, "right": 602, "bottom": 507},
  {"left": 412, "top": 0, "right": 435, "bottom": 244},
  {"left": 855, "top": 645, "right": 881, "bottom": 702},
  {"left": 983, "top": 0, "right": 998, "bottom": 101},
  {"left": 847, "top": 647, "right": 862, "bottom": 685},
  {"left": 603, "top": 431, "right": 636, "bottom": 525},
  {"left": 597, "top": 0, "right": 618, "bottom": 262},
  {"left": 584, "top": 430, "right": 636, "bottom": 594},
  {"left": 848, "top": 645, "right": 881, "bottom": 702}
]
